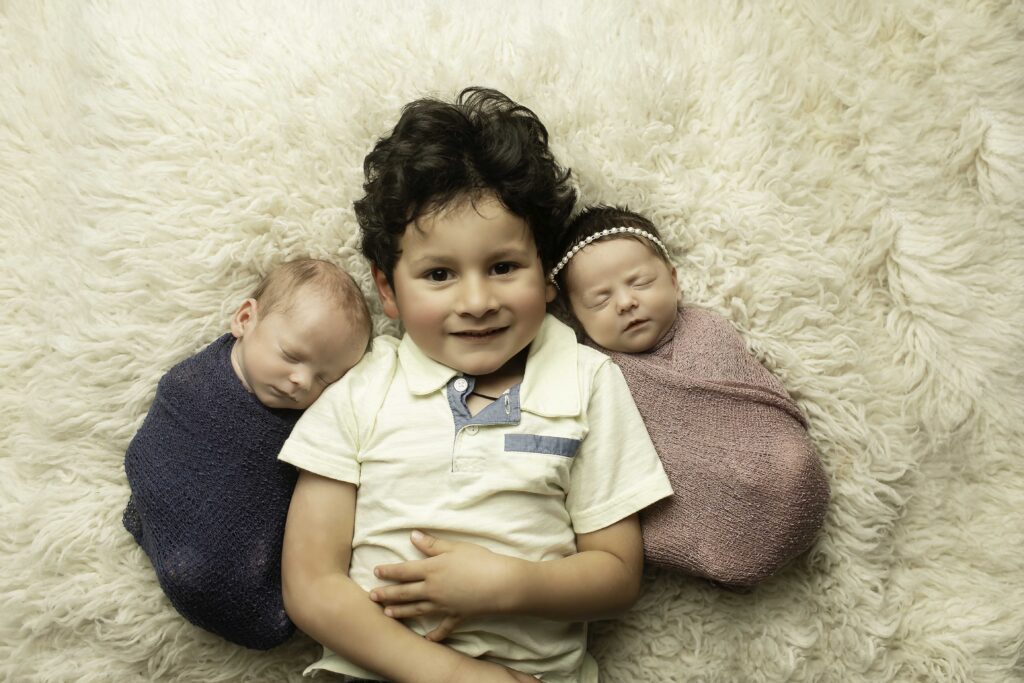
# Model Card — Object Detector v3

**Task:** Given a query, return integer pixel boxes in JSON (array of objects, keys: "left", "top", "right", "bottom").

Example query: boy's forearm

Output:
[
  {"left": 504, "top": 549, "right": 642, "bottom": 621},
  {"left": 287, "top": 570, "right": 470, "bottom": 683},
  {"left": 370, "top": 518, "right": 645, "bottom": 624}
]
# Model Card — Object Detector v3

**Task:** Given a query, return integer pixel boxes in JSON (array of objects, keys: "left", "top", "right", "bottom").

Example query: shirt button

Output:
[
  {"left": 454, "top": 378, "right": 468, "bottom": 392},
  {"left": 465, "top": 425, "right": 479, "bottom": 435}
]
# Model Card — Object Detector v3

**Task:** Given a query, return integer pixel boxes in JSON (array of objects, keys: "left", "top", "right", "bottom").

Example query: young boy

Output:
[
  {"left": 550, "top": 206, "right": 829, "bottom": 587},
  {"left": 278, "top": 89, "right": 673, "bottom": 682},
  {"left": 123, "top": 258, "right": 372, "bottom": 649}
]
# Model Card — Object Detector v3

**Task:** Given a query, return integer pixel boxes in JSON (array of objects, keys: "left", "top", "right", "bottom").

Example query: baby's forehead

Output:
[
  {"left": 580, "top": 235, "right": 666, "bottom": 265},
  {"left": 267, "top": 287, "right": 355, "bottom": 324},
  {"left": 562, "top": 237, "right": 666, "bottom": 286}
]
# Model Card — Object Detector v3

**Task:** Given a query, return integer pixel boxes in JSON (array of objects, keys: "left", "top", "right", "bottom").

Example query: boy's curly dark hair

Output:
[{"left": 354, "top": 87, "right": 576, "bottom": 282}]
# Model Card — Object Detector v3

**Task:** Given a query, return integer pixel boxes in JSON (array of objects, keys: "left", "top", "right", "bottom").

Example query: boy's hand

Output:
[{"left": 370, "top": 530, "right": 520, "bottom": 642}]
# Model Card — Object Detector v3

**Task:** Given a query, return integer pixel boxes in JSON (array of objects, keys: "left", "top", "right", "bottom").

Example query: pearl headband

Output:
[{"left": 548, "top": 226, "right": 671, "bottom": 284}]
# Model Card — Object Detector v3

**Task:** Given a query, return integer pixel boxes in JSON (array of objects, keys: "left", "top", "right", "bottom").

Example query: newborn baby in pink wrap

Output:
[{"left": 550, "top": 206, "right": 829, "bottom": 587}]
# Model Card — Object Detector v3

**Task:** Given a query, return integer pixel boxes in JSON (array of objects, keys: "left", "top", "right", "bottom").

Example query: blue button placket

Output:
[{"left": 446, "top": 375, "right": 522, "bottom": 473}]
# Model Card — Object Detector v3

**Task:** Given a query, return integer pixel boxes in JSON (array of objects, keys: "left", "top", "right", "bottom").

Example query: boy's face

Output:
[
  {"left": 372, "top": 193, "right": 555, "bottom": 380},
  {"left": 564, "top": 237, "right": 679, "bottom": 353},
  {"left": 230, "top": 292, "right": 367, "bottom": 409}
]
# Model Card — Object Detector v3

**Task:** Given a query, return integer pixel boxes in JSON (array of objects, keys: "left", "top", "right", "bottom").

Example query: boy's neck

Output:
[{"left": 467, "top": 346, "right": 529, "bottom": 398}]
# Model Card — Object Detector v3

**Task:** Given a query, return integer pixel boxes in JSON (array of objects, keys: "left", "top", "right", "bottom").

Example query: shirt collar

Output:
[
  {"left": 398, "top": 335, "right": 460, "bottom": 395},
  {"left": 521, "top": 315, "right": 580, "bottom": 417},
  {"left": 397, "top": 314, "right": 581, "bottom": 417}
]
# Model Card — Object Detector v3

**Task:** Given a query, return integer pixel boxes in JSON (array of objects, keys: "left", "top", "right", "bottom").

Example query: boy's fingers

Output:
[
  {"left": 370, "top": 580, "right": 428, "bottom": 605},
  {"left": 411, "top": 529, "right": 453, "bottom": 556},
  {"left": 374, "top": 558, "right": 428, "bottom": 582},
  {"left": 381, "top": 600, "right": 435, "bottom": 619},
  {"left": 425, "top": 615, "right": 461, "bottom": 641}
]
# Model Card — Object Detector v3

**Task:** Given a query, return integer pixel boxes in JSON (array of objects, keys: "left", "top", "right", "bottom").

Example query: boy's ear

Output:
[
  {"left": 545, "top": 281, "right": 557, "bottom": 304},
  {"left": 371, "top": 264, "right": 400, "bottom": 320},
  {"left": 230, "top": 298, "right": 258, "bottom": 339}
]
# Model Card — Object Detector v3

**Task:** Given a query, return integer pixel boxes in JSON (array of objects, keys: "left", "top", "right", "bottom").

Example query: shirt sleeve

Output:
[
  {"left": 277, "top": 339, "right": 398, "bottom": 486},
  {"left": 566, "top": 358, "right": 673, "bottom": 534}
]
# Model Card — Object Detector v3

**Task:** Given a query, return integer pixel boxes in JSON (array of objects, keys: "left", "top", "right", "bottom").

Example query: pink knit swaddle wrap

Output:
[{"left": 601, "top": 307, "right": 829, "bottom": 586}]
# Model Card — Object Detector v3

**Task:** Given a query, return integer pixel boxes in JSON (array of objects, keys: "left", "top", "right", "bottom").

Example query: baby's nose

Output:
[
  {"left": 290, "top": 366, "right": 312, "bottom": 390},
  {"left": 615, "top": 291, "right": 638, "bottom": 312}
]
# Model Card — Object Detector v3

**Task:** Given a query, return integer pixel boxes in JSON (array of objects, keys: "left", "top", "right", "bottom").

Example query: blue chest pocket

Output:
[{"left": 504, "top": 434, "right": 581, "bottom": 458}]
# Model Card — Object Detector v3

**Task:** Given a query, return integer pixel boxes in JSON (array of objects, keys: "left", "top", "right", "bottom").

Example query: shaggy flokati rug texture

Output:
[{"left": 2, "top": 1, "right": 1023, "bottom": 681}]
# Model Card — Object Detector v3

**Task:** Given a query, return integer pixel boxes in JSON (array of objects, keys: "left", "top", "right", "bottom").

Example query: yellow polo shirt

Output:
[{"left": 279, "top": 315, "right": 672, "bottom": 682}]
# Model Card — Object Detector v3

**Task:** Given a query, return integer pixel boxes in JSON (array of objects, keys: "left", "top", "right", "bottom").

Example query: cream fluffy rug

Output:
[{"left": 2, "top": 1, "right": 1023, "bottom": 681}]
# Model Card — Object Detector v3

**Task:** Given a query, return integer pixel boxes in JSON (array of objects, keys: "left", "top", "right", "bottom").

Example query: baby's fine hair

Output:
[
  {"left": 354, "top": 86, "right": 576, "bottom": 282},
  {"left": 251, "top": 259, "right": 373, "bottom": 351},
  {"left": 554, "top": 205, "right": 671, "bottom": 290}
]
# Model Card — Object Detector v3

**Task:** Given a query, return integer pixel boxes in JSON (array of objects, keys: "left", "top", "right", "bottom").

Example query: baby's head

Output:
[
  {"left": 551, "top": 206, "right": 679, "bottom": 353},
  {"left": 230, "top": 259, "right": 372, "bottom": 410},
  {"left": 355, "top": 87, "right": 575, "bottom": 377}
]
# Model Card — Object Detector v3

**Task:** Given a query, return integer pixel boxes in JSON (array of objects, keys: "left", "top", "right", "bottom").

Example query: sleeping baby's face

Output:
[
  {"left": 230, "top": 292, "right": 367, "bottom": 410},
  {"left": 564, "top": 237, "right": 679, "bottom": 353}
]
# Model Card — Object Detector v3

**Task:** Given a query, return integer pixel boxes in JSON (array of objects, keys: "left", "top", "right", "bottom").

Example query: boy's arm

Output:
[
  {"left": 281, "top": 471, "right": 536, "bottom": 683},
  {"left": 511, "top": 513, "right": 643, "bottom": 619},
  {"left": 371, "top": 514, "right": 643, "bottom": 638}
]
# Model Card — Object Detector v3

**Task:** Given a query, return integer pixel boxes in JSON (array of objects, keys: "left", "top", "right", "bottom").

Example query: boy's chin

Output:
[
  {"left": 447, "top": 353, "right": 521, "bottom": 379},
  {"left": 452, "top": 360, "right": 507, "bottom": 377}
]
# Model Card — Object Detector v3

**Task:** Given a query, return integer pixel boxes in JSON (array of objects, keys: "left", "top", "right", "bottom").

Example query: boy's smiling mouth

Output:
[{"left": 451, "top": 326, "right": 508, "bottom": 339}]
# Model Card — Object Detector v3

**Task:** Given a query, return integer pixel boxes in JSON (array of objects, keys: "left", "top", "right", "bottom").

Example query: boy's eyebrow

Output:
[
  {"left": 404, "top": 244, "right": 534, "bottom": 269},
  {"left": 489, "top": 245, "right": 534, "bottom": 260},
  {"left": 477, "top": 249, "right": 530, "bottom": 265},
  {"left": 403, "top": 252, "right": 456, "bottom": 269}
]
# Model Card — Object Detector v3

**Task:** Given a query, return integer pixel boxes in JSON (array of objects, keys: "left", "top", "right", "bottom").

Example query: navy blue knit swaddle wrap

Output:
[{"left": 123, "top": 334, "right": 301, "bottom": 649}]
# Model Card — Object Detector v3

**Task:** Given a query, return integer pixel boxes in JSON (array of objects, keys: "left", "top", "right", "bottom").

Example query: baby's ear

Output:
[{"left": 230, "top": 298, "right": 258, "bottom": 338}]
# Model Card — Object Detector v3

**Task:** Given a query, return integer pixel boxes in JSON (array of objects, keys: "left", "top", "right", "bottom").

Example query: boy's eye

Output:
[
  {"left": 426, "top": 269, "right": 450, "bottom": 282},
  {"left": 632, "top": 278, "right": 653, "bottom": 288},
  {"left": 588, "top": 295, "right": 610, "bottom": 310}
]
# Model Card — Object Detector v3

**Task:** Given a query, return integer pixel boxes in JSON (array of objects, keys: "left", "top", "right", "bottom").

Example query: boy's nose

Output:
[{"left": 455, "top": 278, "right": 498, "bottom": 317}]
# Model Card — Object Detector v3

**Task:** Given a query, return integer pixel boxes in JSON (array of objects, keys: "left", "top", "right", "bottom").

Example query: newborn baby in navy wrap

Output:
[{"left": 123, "top": 259, "right": 372, "bottom": 649}]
